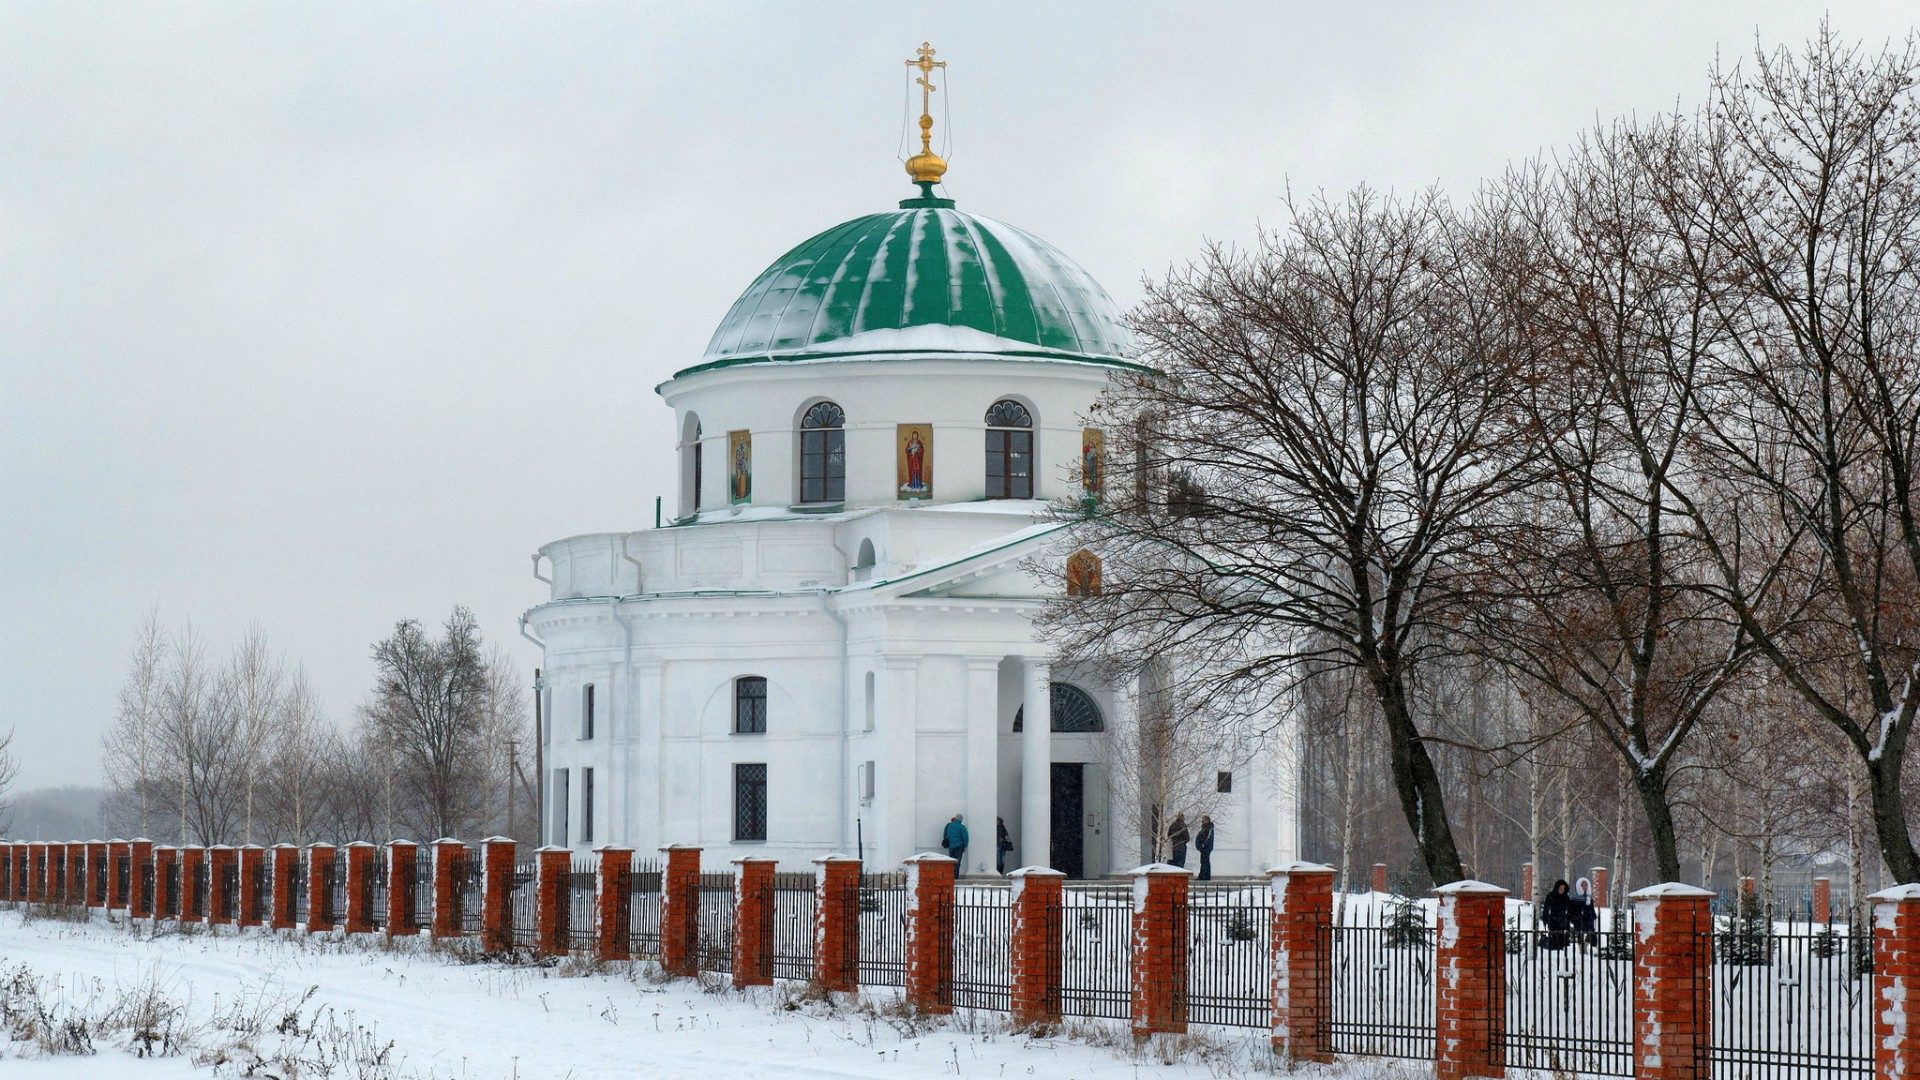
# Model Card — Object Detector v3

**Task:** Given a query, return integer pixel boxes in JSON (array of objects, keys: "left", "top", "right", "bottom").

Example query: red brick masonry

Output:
[
  {"left": 1269, "top": 862, "right": 1335, "bottom": 1062},
  {"left": 1631, "top": 883, "right": 1714, "bottom": 1080},
  {"left": 1435, "top": 880, "right": 1507, "bottom": 1080}
]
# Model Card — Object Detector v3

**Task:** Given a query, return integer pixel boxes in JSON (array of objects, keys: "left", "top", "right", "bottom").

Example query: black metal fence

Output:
[
  {"left": 453, "top": 853, "right": 480, "bottom": 936},
  {"left": 1059, "top": 884, "right": 1132, "bottom": 1019},
  {"left": 1329, "top": 898, "right": 1436, "bottom": 1059},
  {"left": 509, "top": 863, "right": 535, "bottom": 946},
  {"left": 248, "top": 860, "right": 269, "bottom": 924},
  {"left": 567, "top": 863, "right": 597, "bottom": 950},
  {"left": 364, "top": 859, "right": 388, "bottom": 930},
  {"left": 288, "top": 859, "right": 308, "bottom": 924},
  {"left": 771, "top": 872, "right": 815, "bottom": 980},
  {"left": 1186, "top": 885, "right": 1270, "bottom": 1028},
  {"left": 627, "top": 860, "right": 662, "bottom": 960},
  {"left": 696, "top": 871, "right": 735, "bottom": 973},
  {"left": 1707, "top": 902, "right": 1873, "bottom": 1078},
  {"left": 218, "top": 860, "right": 240, "bottom": 922},
  {"left": 190, "top": 861, "right": 209, "bottom": 919},
  {"left": 857, "top": 873, "right": 908, "bottom": 986},
  {"left": 164, "top": 859, "right": 182, "bottom": 918},
  {"left": 949, "top": 884, "right": 1011, "bottom": 1011},
  {"left": 1504, "top": 905, "right": 1634, "bottom": 1076}
]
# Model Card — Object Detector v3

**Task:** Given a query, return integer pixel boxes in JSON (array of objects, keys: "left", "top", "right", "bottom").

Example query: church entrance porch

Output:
[{"left": 1050, "top": 762, "right": 1085, "bottom": 879}]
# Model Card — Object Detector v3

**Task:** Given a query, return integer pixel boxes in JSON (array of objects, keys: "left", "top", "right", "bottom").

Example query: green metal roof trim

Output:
[{"left": 684, "top": 204, "right": 1138, "bottom": 378}]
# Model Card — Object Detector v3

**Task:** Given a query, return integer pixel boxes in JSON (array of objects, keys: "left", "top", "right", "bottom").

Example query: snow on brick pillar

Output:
[
  {"left": 107, "top": 839, "right": 129, "bottom": 908},
  {"left": 1521, "top": 863, "right": 1534, "bottom": 902},
  {"left": 1871, "top": 884, "right": 1920, "bottom": 1080},
  {"left": 1371, "top": 863, "right": 1388, "bottom": 894},
  {"left": 658, "top": 845, "right": 701, "bottom": 977},
  {"left": 129, "top": 840, "right": 153, "bottom": 918},
  {"left": 596, "top": 847, "right": 634, "bottom": 962},
  {"left": 270, "top": 845, "right": 299, "bottom": 930},
  {"left": 1130, "top": 863, "right": 1192, "bottom": 1038},
  {"left": 179, "top": 846, "right": 205, "bottom": 922},
  {"left": 343, "top": 842, "right": 376, "bottom": 934},
  {"left": 1813, "top": 877, "right": 1833, "bottom": 925},
  {"left": 1739, "top": 875, "right": 1756, "bottom": 900},
  {"left": 1592, "top": 867, "right": 1610, "bottom": 909},
  {"left": 812, "top": 854, "right": 861, "bottom": 994},
  {"left": 479, "top": 837, "right": 516, "bottom": 953},
  {"left": 1434, "top": 880, "right": 1508, "bottom": 1080},
  {"left": 534, "top": 847, "right": 570, "bottom": 957},
  {"left": 732, "top": 855, "right": 777, "bottom": 986},
  {"left": 904, "top": 852, "right": 957, "bottom": 1013},
  {"left": 1269, "top": 862, "right": 1336, "bottom": 1063},
  {"left": 153, "top": 847, "right": 177, "bottom": 919},
  {"left": 208, "top": 846, "right": 236, "bottom": 927},
  {"left": 1009, "top": 867, "right": 1065, "bottom": 1027},
  {"left": 237, "top": 846, "right": 264, "bottom": 927},
  {"left": 1630, "top": 883, "right": 1713, "bottom": 1080},
  {"left": 306, "top": 844, "right": 336, "bottom": 932},
  {"left": 385, "top": 841, "right": 419, "bottom": 937},
  {"left": 431, "top": 839, "right": 465, "bottom": 940}
]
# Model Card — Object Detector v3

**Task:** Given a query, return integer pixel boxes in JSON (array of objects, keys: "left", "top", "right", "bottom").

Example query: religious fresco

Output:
[
  {"left": 727, "top": 429, "right": 751, "bottom": 504},
  {"left": 1066, "top": 549, "right": 1102, "bottom": 597},
  {"left": 896, "top": 423, "right": 933, "bottom": 499},
  {"left": 1081, "top": 428, "right": 1104, "bottom": 501}
]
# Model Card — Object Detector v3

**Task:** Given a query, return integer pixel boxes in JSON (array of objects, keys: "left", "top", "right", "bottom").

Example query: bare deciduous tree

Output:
[{"left": 361, "top": 607, "right": 501, "bottom": 841}]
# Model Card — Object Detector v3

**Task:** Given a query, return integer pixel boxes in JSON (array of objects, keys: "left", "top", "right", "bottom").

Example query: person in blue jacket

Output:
[{"left": 942, "top": 814, "right": 969, "bottom": 866}]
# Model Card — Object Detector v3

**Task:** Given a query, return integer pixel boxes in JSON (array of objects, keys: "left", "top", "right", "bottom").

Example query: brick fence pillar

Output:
[
  {"left": 479, "top": 837, "right": 516, "bottom": 953},
  {"left": 534, "top": 846, "right": 570, "bottom": 957},
  {"left": 179, "top": 846, "right": 205, "bottom": 922},
  {"left": 595, "top": 846, "right": 633, "bottom": 962},
  {"left": 903, "top": 852, "right": 957, "bottom": 1013},
  {"left": 431, "top": 839, "right": 466, "bottom": 940},
  {"left": 386, "top": 841, "right": 419, "bottom": 937},
  {"left": 1269, "top": 861, "right": 1336, "bottom": 1062},
  {"left": 1435, "top": 880, "right": 1508, "bottom": 1080},
  {"left": 1371, "top": 863, "right": 1388, "bottom": 894},
  {"left": 237, "top": 846, "right": 264, "bottom": 928},
  {"left": 1630, "top": 883, "right": 1713, "bottom": 1080},
  {"left": 306, "top": 844, "right": 336, "bottom": 932},
  {"left": 1813, "top": 877, "right": 1833, "bottom": 924},
  {"left": 658, "top": 845, "right": 701, "bottom": 977},
  {"left": 208, "top": 846, "right": 236, "bottom": 927},
  {"left": 153, "top": 847, "right": 177, "bottom": 919},
  {"left": 1592, "top": 866, "right": 1610, "bottom": 910},
  {"left": 1871, "top": 884, "right": 1920, "bottom": 1080},
  {"left": 107, "top": 839, "right": 129, "bottom": 909},
  {"left": 270, "top": 845, "right": 299, "bottom": 930},
  {"left": 1130, "top": 863, "right": 1192, "bottom": 1038},
  {"left": 731, "top": 855, "right": 777, "bottom": 985},
  {"left": 812, "top": 854, "right": 861, "bottom": 993},
  {"left": 1739, "top": 875, "right": 1756, "bottom": 901},
  {"left": 129, "top": 839, "right": 153, "bottom": 919},
  {"left": 1520, "top": 862, "right": 1534, "bottom": 902},
  {"left": 342, "top": 842, "right": 375, "bottom": 934},
  {"left": 0, "top": 841, "right": 11, "bottom": 903},
  {"left": 1009, "top": 867, "right": 1064, "bottom": 1027}
]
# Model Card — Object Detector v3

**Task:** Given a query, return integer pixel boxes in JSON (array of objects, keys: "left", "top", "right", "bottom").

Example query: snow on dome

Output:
[{"left": 686, "top": 204, "right": 1137, "bottom": 376}]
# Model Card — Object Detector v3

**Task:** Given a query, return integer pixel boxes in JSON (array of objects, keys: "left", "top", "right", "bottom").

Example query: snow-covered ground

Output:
[{"left": 0, "top": 909, "right": 1425, "bottom": 1080}]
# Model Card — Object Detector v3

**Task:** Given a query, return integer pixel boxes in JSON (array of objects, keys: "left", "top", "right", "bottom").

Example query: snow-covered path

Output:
[{"left": 0, "top": 910, "right": 1377, "bottom": 1079}]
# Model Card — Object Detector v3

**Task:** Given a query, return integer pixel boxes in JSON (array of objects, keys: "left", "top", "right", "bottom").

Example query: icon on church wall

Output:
[
  {"left": 896, "top": 424, "right": 933, "bottom": 499},
  {"left": 1081, "top": 428, "right": 1104, "bottom": 502},
  {"left": 728, "top": 429, "right": 752, "bottom": 504},
  {"left": 1066, "top": 549, "right": 1102, "bottom": 597}
]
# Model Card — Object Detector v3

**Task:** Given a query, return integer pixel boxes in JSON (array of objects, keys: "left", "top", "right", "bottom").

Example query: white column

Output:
[
  {"left": 963, "top": 658, "right": 1001, "bottom": 875},
  {"left": 881, "top": 657, "right": 920, "bottom": 863},
  {"left": 1020, "top": 660, "right": 1051, "bottom": 870},
  {"left": 628, "top": 661, "right": 663, "bottom": 851}
]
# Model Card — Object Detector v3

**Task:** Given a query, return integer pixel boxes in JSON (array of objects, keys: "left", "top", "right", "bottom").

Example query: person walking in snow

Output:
[
  {"left": 1167, "top": 813, "right": 1190, "bottom": 868},
  {"left": 942, "top": 814, "right": 969, "bottom": 866},
  {"left": 1572, "top": 877, "right": 1599, "bottom": 945},
  {"left": 1538, "top": 879, "right": 1573, "bottom": 950},
  {"left": 996, "top": 817, "right": 1012, "bottom": 875},
  {"left": 1194, "top": 815, "right": 1216, "bottom": 881}
]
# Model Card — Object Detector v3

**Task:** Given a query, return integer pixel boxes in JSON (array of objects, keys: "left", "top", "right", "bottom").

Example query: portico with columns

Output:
[{"left": 520, "top": 62, "right": 1297, "bottom": 876}]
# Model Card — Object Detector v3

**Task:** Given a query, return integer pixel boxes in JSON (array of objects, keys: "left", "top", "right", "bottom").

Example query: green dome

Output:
[{"left": 686, "top": 198, "right": 1136, "bottom": 376}]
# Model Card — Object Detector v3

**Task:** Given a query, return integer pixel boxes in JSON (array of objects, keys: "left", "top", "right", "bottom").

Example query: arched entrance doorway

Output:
[{"left": 1015, "top": 683, "right": 1104, "bottom": 877}]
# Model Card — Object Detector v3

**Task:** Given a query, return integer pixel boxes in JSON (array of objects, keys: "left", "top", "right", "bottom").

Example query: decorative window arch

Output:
[
  {"left": 681, "top": 413, "right": 703, "bottom": 517},
  {"left": 984, "top": 398, "right": 1034, "bottom": 499},
  {"left": 734, "top": 676, "right": 768, "bottom": 734},
  {"left": 1011, "top": 682, "right": 1105, "bottom": 733},
  {"left": 799, "top": 401, "right": 846, "bottom": 503},
  {"left": 1066, "top": 550, "right": 1102, "bottom": 598},
  {"left": 854, "top": 538, "right": 877, "bottom": 581}
]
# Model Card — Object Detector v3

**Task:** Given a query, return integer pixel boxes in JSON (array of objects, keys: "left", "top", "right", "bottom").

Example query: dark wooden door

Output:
[{"left": 1050, "top": 762, "right": 1085, "bottom": 879}]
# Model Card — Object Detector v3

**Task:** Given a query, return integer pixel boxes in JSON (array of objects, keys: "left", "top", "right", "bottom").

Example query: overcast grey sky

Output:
[{"left": 4, "top": 1, "right": 1915, "bottom": 790}]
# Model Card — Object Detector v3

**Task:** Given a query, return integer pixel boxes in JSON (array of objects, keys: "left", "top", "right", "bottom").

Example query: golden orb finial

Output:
[{"left": 904, "top": 42, "right": 948, "bottom": 185}]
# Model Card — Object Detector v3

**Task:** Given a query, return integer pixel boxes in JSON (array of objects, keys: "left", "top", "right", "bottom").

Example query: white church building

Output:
[{"left": 522, "top": 58, "right": 1298, "bottom": 877}]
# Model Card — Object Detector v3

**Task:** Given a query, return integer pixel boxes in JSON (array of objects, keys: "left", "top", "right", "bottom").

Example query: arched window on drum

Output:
[
  {"left": 985, "top": 399, "right": 1033, "bottom": 499},
  {"left": 799, "top": 401, "right": 846, "bottom": 503}
]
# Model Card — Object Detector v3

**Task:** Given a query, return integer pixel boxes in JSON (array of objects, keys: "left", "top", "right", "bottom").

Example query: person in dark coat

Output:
[
  {"left": 1194, "top": 815, "right": 1216, "bottom": 881},
  {"left": 1572, "top": 876, "right": 1599, "bottom": 944},
  {"left": 1538, "top": 878, "right": 1573, "bottom": 950},
  {"left": 1167, "top": 813, "right": 1190, "bottom": 868},
  {"left": 942, "top": 815, "right": 969, "bottom": 866},
  {"left": 996, "top": 817, "right": 1012, "bottom": 875}
]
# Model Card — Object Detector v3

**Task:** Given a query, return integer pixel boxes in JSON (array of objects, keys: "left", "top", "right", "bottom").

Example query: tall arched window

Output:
[
  {"left": 680, "top": 413, "right": 703, "bottom": 517},
  {"left": 985, "top": 399, "right": 1033, "bottom": 499},
  {"left": 800, "top": 401, "right": 846, "bottom": 503},
  {"left": 690, "top": 421, "right": 703, "bottom": 513}
]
